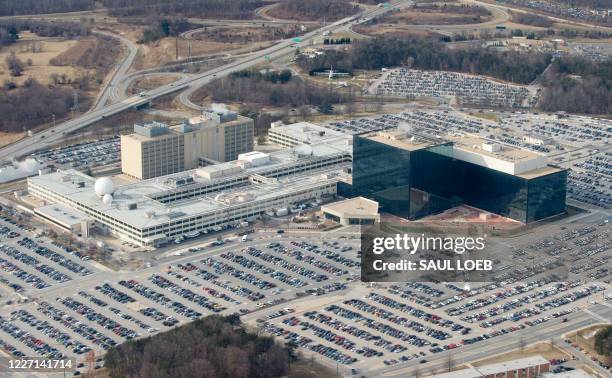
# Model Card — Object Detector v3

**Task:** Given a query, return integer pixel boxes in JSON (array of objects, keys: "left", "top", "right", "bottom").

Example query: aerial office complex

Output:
[
  {"left": 27, "top": 119, "right": 567, "bottom": 246},
  {"left": 29, "top": 130, "right": 351, "bottom": 247},
  {"left": 121, "top": 110, "right": 254, "bottom": 179},
  {"left": 343, "top": 128, "right": 567, "bottom": 223}
]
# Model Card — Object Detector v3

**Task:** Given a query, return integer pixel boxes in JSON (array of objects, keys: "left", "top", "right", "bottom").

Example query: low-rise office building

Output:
[
  {"left": 322, "top": 197, "right": 380, "bottom": 225},
  {"left": 30, "top": 135, "right": 351, "bottom": 247},
  {"left": 429, "top": 356, "right": 550, "bottom": 378}
]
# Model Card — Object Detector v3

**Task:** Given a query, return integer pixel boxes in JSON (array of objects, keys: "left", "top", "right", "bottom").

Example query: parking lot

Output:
[
  {"left": 324, "top": 110, "right": 612, "bottom": 210},
  {"left": 0, "top": 213, "right": 608, "bottom": 376},
  {"left": 370, "top": 68, "right": 536, "bottom": 108},
  {"left": 31, "top": 136, "right": 120, "bottom": 171}
]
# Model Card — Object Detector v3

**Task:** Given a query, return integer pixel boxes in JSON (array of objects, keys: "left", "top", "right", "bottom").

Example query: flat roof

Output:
[
  {"left": 322, "top": 197, "right": 379, "bottom": 217},
  {"left": 477, "top": 356, "right": 549, "bottom": 375},
  {"left": 365, "top": 130, "right": 439, "bottom": 151},
  {"left": 34, "top": 203, "right": 89, "bottom": 227},
  {"left": 29, "top": 140, "right": 352, "bottom": 230},
  {"left": 431, "top": 356, "right": 550, "bottom": 378},
  {"left": 270, "top": 122, "right": 347, "bottom": 144},
  {"left": 543, "top": 370, "right": 595, "bottom": 378},
  {"left": 366, "top": 125, "right": 563, "bottom": 178},
  {"left": 448, "top": 134, "right": 542, "bottom": 163},
  {"left": 30, "top": 168, "right": 345, "bottom": 230},
  {"left": 430, "top": 367, "right": 480, "bottom": 378},
  {"left": 517, "top": 165, "right": 564, "bottom": 179}
]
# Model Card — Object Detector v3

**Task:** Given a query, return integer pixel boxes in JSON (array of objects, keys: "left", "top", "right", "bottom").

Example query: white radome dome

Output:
[
  {"left": 102, "top": 194, "right": 113, "bottom": 205},
  {"left": 94, "top": 177, "right": 114, "bottom": 197}
]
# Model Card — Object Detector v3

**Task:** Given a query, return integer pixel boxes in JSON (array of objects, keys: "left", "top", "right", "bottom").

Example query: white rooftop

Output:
[
  {"left": 29, "top": 141, "right": 351, "bottom": 230},
  {"left": 270, "top": 122, "right": 347, "bottom": 145}
]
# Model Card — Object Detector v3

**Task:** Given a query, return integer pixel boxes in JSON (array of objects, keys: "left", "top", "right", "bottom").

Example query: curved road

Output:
[
  {"left": 0, "top": 0, "right": 409, "bottom": 162},
  {"left": 91, "top": 31, "right": 139, "bottom": 111}
]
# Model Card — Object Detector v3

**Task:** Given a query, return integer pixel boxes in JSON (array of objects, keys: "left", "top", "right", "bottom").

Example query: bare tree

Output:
[{"left": 5, "top": 52, "right": 24, "bottom": 76}]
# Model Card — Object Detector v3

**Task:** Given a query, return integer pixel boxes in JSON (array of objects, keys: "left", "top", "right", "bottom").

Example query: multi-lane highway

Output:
[
  {"left": 91, "top": 31, "right": 139, "bottom": 111},
  {"left": 0, "top": 0, "right": 407, "bottom": 163}
]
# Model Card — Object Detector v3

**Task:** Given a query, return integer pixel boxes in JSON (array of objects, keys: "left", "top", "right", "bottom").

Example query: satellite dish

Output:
[
  {"left": 102, "top": 194, "right": 113, "bottom": 205},
  {"left": 94, "top": 177, "right": 114, "bottom": 197}
]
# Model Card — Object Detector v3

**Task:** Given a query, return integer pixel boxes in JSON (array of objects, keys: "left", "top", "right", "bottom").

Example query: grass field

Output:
[{"left": 0, "top": 31, "right": 88, "bottom": 86}]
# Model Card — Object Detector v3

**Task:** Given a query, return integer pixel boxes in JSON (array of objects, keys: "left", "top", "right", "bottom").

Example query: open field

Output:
[
  {"left": 0, "top": 32, "right": 86, "bottom": 86},
  {"left": 379, "top": 4, "right": 493, "bottom": 26},
  {"left": 0, "top": 132, "right": 25, "bottom": 148},
  {"left": 192, "top": 25, "right": 304, "bottom": 44},
  {"left": 265, "top": 1, "right": 360, "bottom": 22}
]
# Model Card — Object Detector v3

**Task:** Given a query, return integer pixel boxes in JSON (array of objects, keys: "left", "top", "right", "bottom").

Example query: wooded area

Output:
[
  {"left": 510, "top": 11, "right": 554, "bottom": 27},
  {"left": 0, "top": 79, "right": 77, "bottom": 133},
  {"left": 0, "top": 19, "right": 89, "bottom": 39},
  {"left": 140, "top": 18, "right": 192, "bottom": 43},
  {"left": 104, "top": 315, "right": 291, "bottom": 378},
  {"left": 594, "top": 326, "right": 611, "bottom": 357},
  {"left": 100, "top": 0, "right": 264, "bottom": 19},
  {"left": 0, "top": 0, "right": 93, "bottom": 16},
  {"left": 297, "top": 36, "right": 551, "bottom": 84},
  {"left": 273, "top": 0, "right": 360, "bottom": 21},
  {"left": 201, "top": 69, "right": 353, "bottom": 112},
  {"left": 540, "top": 57, "right": 611, "bottom": 115}
]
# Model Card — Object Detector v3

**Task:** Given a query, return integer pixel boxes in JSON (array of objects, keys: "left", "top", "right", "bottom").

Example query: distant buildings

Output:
[{"left": 121, "top": 110, "right": 254, "bottom": 179}]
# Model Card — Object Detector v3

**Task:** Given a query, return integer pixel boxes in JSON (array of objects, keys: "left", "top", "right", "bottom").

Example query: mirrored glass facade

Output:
[{"left": 347, "top": 136, "right": 567, "bottom": 223}]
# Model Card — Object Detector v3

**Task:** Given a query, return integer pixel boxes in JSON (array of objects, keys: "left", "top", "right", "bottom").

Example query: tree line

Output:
[
  {"left": 0, "top": 26, "right": 19, "bottom": 47},
  {"left": 510, "top": 11, "right": 553, "bottom": 27},
  {"left": 140, "top": 18, "right": 191, "bottom": 43},
  {"left": 297, "top": 36, "right": 551, "bottom": 84},
  {"left": 201, "top": 69, "right": 353, "bottom": 112},
  {"left": 100, "top": 0, "right": 264, "bottom": 19},
  {"left": 539, "top": 57, "right": 611, "bottom": 115},
  {"left": 594, "top": 326, "right": 611, "bottom": 357},
  {"left": 104, "top": 315, "right": 291, "bottom": 378},
  {"left": 0, "top": 79, "right": 78, "bottom": 133},
  {"left": 0, "top": 0, "right": 93, "bottom": 16},
  {"left": 0, "top": 19, "right": 89, "bottom": 39}
]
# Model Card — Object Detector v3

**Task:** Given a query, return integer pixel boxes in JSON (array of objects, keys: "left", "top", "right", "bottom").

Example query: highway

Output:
[
  {"left": 91, "top": 31, "right": 139, "bottom": 111},
  {"left": 0, "top": 0, "right": 407, "bottom": 163}
]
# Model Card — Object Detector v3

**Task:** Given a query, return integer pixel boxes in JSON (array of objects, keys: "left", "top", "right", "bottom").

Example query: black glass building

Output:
[{"left": 343, "top": 135, "right": 568, "bottom": 223}]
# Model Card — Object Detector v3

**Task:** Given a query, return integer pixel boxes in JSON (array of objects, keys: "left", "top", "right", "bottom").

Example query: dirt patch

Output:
[
  {"left": 127, "top": 75, "right": 179, "bottom": 96},
  {"left": 566, "top": 325, "right": 612, "bottom": 366},
  {"left": 193, "top": 25, "right": 304, "bottom": 44},
  {"left": 472, "top": 342, "right": 570, "bottom": 366},
  {"left": 133, "top": 37, "right": 240, "bottom": 70},
  {"left": 288, "top": 359, "right": 336, "bottom": 378},
  {"left": 0, "top": 131, "right": 25, "bottom": 148}
]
